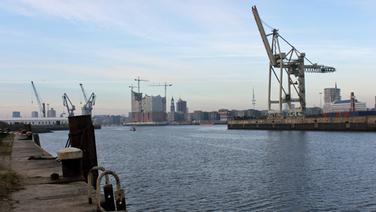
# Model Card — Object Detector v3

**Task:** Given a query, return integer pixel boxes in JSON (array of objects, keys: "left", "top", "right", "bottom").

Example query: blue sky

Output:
[{"left": 0, "top": 0, "right": 375, "bottom": 117}]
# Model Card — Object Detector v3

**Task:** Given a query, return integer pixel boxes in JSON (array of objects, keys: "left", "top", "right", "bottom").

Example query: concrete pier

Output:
[{"left": 7, "top": 135, "right": 96, "bottom": 211}]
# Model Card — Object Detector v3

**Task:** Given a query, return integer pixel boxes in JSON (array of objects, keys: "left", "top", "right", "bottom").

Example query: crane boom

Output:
[
  {"left": 62, "top": 93, "right": 75, "bottom": 117},
  {"left": 304, "top": 64, "right": 336, "bottom": 73},
  {"left": 252, "top": 6, "right": 276, "bottom": 66},
  {"left": 79, "top": 83, "right": 88, "bottom": 102},
  {"left": 31, "top": 81, "right": 46, "bottom": 118},
  {"left": 79, "top": 83, "right": 96, "bottom": 115}
]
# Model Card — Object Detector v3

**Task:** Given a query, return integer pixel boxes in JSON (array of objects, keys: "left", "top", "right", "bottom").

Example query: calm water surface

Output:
[{"left": 40, "top": 125, "right": 376, "bottom": 211}]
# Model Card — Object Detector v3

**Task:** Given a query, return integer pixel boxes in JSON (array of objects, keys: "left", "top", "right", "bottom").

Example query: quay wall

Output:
[{"left": 228, "top": 115, "right": 376, "bottom": 131}]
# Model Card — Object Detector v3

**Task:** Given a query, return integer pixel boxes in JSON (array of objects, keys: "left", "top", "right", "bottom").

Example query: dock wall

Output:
[{"left": 228, "top": 115, "right": 376, "bottom": 131}]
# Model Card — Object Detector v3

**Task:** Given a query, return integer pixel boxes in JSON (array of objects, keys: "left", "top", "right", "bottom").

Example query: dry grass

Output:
[
  {"left": 0, "top": 170, "right": 21, "bottom": 197},
  {"left": 0, "top": 134, "right": 20, "bottom": 211}
]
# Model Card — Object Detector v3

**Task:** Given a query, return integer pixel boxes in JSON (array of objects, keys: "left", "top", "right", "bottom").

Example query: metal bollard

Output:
[
  {"left": 96, "top": 170, "right": 127, "bottom": 212},
  {"left": 57, "top": 147, "right": 82, "bottom": 178},
  {"left": 87, "top": 166, "right": 109, "bottom": 204}
]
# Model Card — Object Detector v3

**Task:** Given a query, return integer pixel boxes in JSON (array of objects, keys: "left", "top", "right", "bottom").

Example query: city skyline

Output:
[{"left": 0, "top": 0, "right": 375, "bottom": 118}]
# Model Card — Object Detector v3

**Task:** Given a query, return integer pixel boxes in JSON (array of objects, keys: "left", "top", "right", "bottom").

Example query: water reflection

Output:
[{"left": 39, "top": 126, "right": 376, "bottom": 211}]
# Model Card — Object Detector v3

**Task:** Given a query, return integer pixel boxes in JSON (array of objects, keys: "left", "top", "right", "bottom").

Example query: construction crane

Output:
[
  {"left": 134, "top": 76, "right": 148, "bottom": 113},
  {"left": 79, "top": 83, "right": 96, "bottom": 115},
  {"left": 150, "top": 82, "right": 173, "bottom": 112},
  {"left": 128, "top": 85, "right": 138, "bottom": 92},
  {"left": 62, "top": 93, "right": 75, "bottom": 117},
  {"left": 31, "top": 81, "right": 46, "bottom": 118},
  {"left": 251, "top": 5, "right": 335, "bottom": 114},
  {"left": 134, "top": 76, "right": 148, "bottom": 94}
]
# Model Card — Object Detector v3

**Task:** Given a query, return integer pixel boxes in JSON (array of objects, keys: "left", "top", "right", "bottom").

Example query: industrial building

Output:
[
  {"left": 31, "top": 111, "right": 38, "bottom": 118},
  {"left": 12, "top": 111, "right": 21, "bottom": 118},
  {"left": 324, "top": 83, "right": 341, "bottom": 104},
  {"left": 47, "top": 108, "right": 56, "bottom": 118}
]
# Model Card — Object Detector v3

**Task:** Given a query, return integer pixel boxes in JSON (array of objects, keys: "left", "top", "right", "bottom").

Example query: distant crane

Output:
[
  {"left": 31, "top": 81, "right": 46, "bottom": 118},
  {"left": 150, "top": 82, "right": 173, "bottom": 112},
  {"left": 62, "top": 93, "right": 75, "bottom": 117},
  {"left": 134, "top": 76, "right": 148, "bottom": 94},
  {"left": 79, "top": 83, "right": 96, "bottom": 115},
  {"left": 251, "top": 5, "right": 335, "bottom": 114},
  {"left": 134, "top": 76, "right": 148, "bottom": 113},
  {"left": 128, "top": 85, "right": 138, "bottom": 92}
]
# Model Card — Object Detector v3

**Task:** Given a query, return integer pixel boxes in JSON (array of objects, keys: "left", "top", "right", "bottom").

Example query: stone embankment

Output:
[{"left": 0, "top": 133, "right": 96, "bottom": 211}]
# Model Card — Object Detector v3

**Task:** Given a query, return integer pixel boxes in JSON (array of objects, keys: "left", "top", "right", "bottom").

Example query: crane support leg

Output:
[{"left": 268, "top": 64, "right": 272, "bottom": 111}]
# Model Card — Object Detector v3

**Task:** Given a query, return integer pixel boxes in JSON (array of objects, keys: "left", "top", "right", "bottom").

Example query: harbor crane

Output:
[
  {"left": 31, "top": 81, "right": 46, "bottom": 118},
  {"left": 251, "top": 5, "right": 335, "bottom": 114},
  {"left": 79, "top": 83, "right": 96, "bottom": 115},
  {"left": 150, "top": 82, "right": 173, "bottom": 112},
  {"left": 62, "top": 93, "right": 75, "bottom": 117}
]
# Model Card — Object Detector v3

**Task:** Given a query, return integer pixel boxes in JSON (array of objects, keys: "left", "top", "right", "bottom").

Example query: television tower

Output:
[{"left": 252, "top": 88, "right": 256, "bottom": 109}]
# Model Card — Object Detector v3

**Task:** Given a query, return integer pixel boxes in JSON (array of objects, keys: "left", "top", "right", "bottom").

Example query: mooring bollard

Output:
[
  {"left": 57, "top": 147, "right": 83, "bottom": 178},
  {"left": 67, "top": 115, "right": 99, "bottom": 186},
  {"left": 87, "top": 166, "right": 110, "bottom": 204},
  {"left": 96, "top": 170, "right": 127, "bottom": 212}
]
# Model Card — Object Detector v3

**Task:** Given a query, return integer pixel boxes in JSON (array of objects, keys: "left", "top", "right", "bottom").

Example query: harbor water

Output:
[{"left": 40, "top": 125, "right": 376, "bottom": 211}]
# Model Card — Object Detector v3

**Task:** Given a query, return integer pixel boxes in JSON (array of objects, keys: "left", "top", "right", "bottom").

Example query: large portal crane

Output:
[
  {"left": 251, "top": 6, "right": 335, "bottom": 114},
  {"left": 31, "top": 81, "right": 46, "bottom": 118},
  {"left": 150, "top": 82, "right": 173, "bottom": 112},
  {"left": 62, "top": 93, "right": 75, "bottom": 117},
  {"left": 79, "top": 83, "right": 96, "bottom": 115}
]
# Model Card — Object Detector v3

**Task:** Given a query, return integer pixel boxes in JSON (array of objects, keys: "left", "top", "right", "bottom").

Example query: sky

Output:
[{"left": 0, "top": 0, "right": 375, "bottom": 118}]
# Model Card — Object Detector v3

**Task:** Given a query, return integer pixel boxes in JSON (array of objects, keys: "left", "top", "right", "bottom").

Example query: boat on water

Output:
[{"left": 130, "top": 126, "right": 136, "bottom": 131}]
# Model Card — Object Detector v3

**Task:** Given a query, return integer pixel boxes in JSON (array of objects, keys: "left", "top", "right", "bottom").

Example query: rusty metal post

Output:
[{"left": 68, "top": 115, "right": 98, "bottom": 186}]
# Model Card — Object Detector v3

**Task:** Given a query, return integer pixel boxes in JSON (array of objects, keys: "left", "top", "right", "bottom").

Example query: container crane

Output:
[
  {"left": 79, "top": 83, "right": 96, "bottom": 115},
  {"left": 251, "top": 5, "right": 335, "bottom": 114},
  {"left": 62, "top": 93, "right": 75, "bottom": 117},
  {"left": 31, "top": 81, "right": 46, "bottom": 118}
]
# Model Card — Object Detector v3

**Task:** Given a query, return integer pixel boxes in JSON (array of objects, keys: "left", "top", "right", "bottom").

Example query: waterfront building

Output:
[
  {"left": 176, "top": 98, "right": 187, "bottom": 114},
  {"left": 168, "top": 97, "right": 176, "bottom": 122},
  {"left": 12, "top": 111, "right": 21, "bottom": 118},
  {"left": 1, "top": 117, "right": 68, "bottom": 126},
  {"left": 174, "top": 98, "right": 188, "bottom": 122},
  {"left": 322, "top": 84, "right": 367, "bottom": 113},
  {"left": 131, "top": 91, "right": 142, "bottom": 113},
  {"left": 131, "top": 92, "right": 167, "bottom": 122},
  {"left": 324, "top": 99, "right": 367, "bottom": 113},
  {"left": 47, "top": 108, "right": 56, "bottom": 118},
  {"left": 324, "top": 83, "right": 341, "bottom": 104},
  {"left": 208, "top": 111, "right": 220, "bottom": 121},
  {"left": 31, "top": 111, "right": 38, "bottom": 118},
  {"left": 218, "top": 109, "right": 230, "bottom": 121},
  {"left": 142, "top": 95, "right": 165, "bottom": 113}
]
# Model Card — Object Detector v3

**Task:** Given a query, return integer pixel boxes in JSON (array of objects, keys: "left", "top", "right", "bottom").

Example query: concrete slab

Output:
[{"left": 10, "top": 137, "right": 97, "bottom": 212}]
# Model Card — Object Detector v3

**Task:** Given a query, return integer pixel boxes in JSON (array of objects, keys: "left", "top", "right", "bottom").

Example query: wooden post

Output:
[{"left": 68, "top": 115, "right": 98, "bottom": 186}]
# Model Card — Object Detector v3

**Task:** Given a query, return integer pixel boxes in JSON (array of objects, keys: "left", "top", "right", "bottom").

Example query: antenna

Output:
[{"left": 252, "top": 88, "right": 256, "bottom": 109}]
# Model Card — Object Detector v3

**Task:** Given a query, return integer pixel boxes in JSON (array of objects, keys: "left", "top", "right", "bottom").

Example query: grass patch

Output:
[
  {"left": 0, "top": 134, "right": 13, "bottom": 156},
  {"left": 0, "top": 170, "right": 21, "bottom": 198}
]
